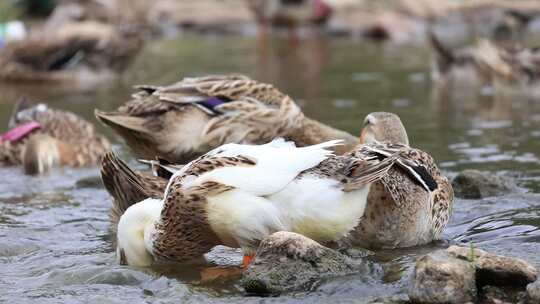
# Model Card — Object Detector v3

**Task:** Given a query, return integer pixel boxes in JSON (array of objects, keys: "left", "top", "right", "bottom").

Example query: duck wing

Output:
[
  {"left": 167, "top": 139, "right": 342, "bottom": 197},
  {"left": 100, "top": 151, "right": 167, "bottom": 232}
]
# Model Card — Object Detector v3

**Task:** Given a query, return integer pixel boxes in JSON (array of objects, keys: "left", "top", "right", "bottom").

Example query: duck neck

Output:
[
  {"left": 116, "top": 198, "right": 163, "bottom": 266},
  {"left": 286, "top": 116, "right": 358, "bottom": 155}
]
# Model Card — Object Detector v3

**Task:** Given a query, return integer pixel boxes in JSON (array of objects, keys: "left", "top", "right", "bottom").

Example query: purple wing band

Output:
[{"left": 198, "top": 97, "right": 226, "bottom": 110}]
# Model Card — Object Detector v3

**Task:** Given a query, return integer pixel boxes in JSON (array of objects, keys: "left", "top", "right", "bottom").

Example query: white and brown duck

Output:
[
  {"left": 95, "top": 74, "right": 358, "bottom": 163},
  {"left": 0, "top": 98, "right": 110, "bottom": 174},
  {"left": 105, "top": 137, "right": 439, "bottom": 267},
  {"left": 100, "top": 112, "right": 453, "bottom": 268}
]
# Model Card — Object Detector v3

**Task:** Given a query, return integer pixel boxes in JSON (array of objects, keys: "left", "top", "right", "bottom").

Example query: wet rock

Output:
[
  {"left": 527, "top": 279, "right": 540, "bottom": 303},
  {"left": 75, "top": 175, "right": 104, "bottom": 189},
  {"left": 410, "top": 245, "right": 537, "bottom": 304},
  {"left": 241, "top": 231, "right": 361, "bottom": 295},
  {"left": 480, "top": 285, "right": 526, "bottom": 304},
  {"left": 447, "top": 245, "right": 538, "bottom": 287},
  {"left": 368, "top": 294, "right": 409, "bottom": 304},
  {"left": 452, "top": 169, "right": 516, "bottom": 199},
  {"left": 409, "top": 249, "right": 477, "bottom": 303}
]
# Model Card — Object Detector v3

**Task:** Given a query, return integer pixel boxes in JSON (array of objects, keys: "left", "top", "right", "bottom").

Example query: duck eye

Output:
[{"left": 363, "top": 118, "right": 372, "bottom": 126}]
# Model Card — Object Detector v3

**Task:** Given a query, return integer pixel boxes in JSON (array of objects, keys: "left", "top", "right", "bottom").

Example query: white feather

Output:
[{"left": 188, "top": 139, "right": 343, "bottom": 196}]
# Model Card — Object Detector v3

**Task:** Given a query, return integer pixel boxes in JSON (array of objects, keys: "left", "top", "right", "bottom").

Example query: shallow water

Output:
[{"left": 1, "top": 34, "right": 540, "bottom": 303}]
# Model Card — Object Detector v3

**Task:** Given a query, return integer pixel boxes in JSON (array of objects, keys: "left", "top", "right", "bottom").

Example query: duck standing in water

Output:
[
  {"left": 110, "top": 138, "right": 441, "bottom": 267},
  {"left": 95, "top": 74, "right": 358, "bottom": 163},
  {"left": 247, "top": 0, "right": 333, "bottom": 43},
  {"left": 101, "top": 112, "right": 452, "bottom": 255},
  {"left": 0, "top": 98, "right": 110, "bottom": 174}
]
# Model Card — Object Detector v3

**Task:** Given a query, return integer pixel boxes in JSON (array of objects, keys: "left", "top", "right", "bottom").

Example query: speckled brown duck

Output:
[
  {"left": 100, "top": 111, "right": 453, "bottom": 254},
  {"left": 346, "top": 112, "right": 454, "bottom": 249},
  {"left": 0, "top": 98, "right": 110, "bottom": 174},
  {"left": 0, "top": 20, "right": 142, "bottom": 87},
  {"left": 430, "top": 33, "right": 540, "bottom": 89},
  {"left": 95, "top": 74, "right": 358, "bottom": 163}
]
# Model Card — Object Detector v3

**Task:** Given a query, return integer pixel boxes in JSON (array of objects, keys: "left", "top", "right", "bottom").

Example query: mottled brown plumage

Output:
[
  {"left": 0, "top": 21, "right": 142, "bottom": 85},
  {"left": 95, "top": 74, "right": 357, "bottom": 163},
  {"left": 345, "top": 112, "right": 454, "bottom": 249},
  {"left": 100, "top": 151, "right": 167, "bottom": 236},
  {"left": 0, "top": 100, "right": 110, "bottom": 174},
  {"left": 430, "top": 33, "right": 540, "bottom": 86},
  {"left": 152, "top": 181, "right": 232, "bottom": 263},
  {"left": 108, "top": 139, "right": 406, "bottom": 266}
]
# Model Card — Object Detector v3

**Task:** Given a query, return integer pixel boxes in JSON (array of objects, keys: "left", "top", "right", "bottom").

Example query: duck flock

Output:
[{"left": 1, "top": 0, "right": 539, "bottom": 299}]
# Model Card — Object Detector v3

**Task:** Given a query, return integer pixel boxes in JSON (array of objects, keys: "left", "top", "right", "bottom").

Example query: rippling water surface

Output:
[{"left": 1, "top": 34, "right": 540, "bottom": 303}]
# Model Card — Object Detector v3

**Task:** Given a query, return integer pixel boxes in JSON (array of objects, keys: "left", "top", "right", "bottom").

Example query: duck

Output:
[
  {"left": 345, "top": 112, "right": 453, "bottom": 249},
  {"left": 0, "top": 20, "right": 143, "bottom": 87},
  {"left": 248, "top": 0, "right": 332, "bottom": 26},
  {"left": 95, "top": 74, "right": 358, "bottom": 164},
  {"left": 0, "top": 98, "right": 111, "bottom": 174},
  {"left": 109, "top": 137, "right": 444, "bottom": 267},
  {"left": 247, "top": 0, "right": 332, "bottom": 44},
  {"left": 429, "top": 33, "right": 540, "bottom": 89},
  {"left": 100, "top": 112, "right": 453, "bottom": 254}
]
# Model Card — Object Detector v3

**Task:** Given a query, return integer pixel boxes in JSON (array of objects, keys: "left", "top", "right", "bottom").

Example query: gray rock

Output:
[
  {"left": 410, "top": 246, "right": 537, "bottom": 304},
  {"left": 480, "top": 285, "right": 528, "bottom": 304},
  {"left": 241, "top": 231, "right": 362, "bottom": 295},
  {"left": 447, "top": 245, "right": 537, "bottom": 287},
  {"left": 409, "top": 249, "right": 477, "bottom": 304},
  {"left": 367, "top": 294, "right": 409, "bottom": 304},
  {"left": 527, "top": 279, "right": 540, "bottom": 303},
  {"left": 452, "top": 169, "right": 516, "bottom": 199}
]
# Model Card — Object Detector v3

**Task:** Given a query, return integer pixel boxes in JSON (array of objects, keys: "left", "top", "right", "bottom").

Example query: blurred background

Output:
[{"left": 1, "top": 1, "right": 540, "bottom": 303}]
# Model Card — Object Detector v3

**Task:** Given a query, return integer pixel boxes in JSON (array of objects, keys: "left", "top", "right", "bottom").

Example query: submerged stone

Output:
[
  {"left": 527, "top": 279, "right": 540, "bottom": 303},
  {"left": 410, "top": 245, "right": 538, "bottom": 304},
  {"left": 452, "top": 170, "right": 516, "bottom": 199},
  {"left": 241, "top": 231, "right": 364, "bottom": 295},
  {"left": 409, "top": 250, "right": 477, "bottom": 304},
  {"left": 447, "top": 245, "right": 537, "bottom": 287}
]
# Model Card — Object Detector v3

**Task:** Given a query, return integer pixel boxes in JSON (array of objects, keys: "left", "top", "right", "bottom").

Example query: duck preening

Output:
[
  {"left": 0, "top": 98, "right": 110, "bottom": 174},
  {"left": 95, "top": 74, "right": 358, "bottom": 163},
  {"left": 347, "top": 112, "right": 453, "bottom": 249},
  {"left": 100, "top": 112, "right": 453, "bottom": 267}
]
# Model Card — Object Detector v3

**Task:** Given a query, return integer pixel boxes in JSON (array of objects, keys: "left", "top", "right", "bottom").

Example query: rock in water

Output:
[
  {"left": 447, "top": 245, "right": 537, "bottom": 287},
  {"left": 528, "top": 279, "right": 540, "bottom": 303},
  {"left": 241, "top": 231, "right": 365, "bottom": 295},
  {"left": 452, "top": 169, "right": 516, "bottom": 199},
  {"left": 410, "top": 246, "right": 538, "bottom": 304},
  {"left": 409, "top": 250, "right": 477, "bottom": 304}
]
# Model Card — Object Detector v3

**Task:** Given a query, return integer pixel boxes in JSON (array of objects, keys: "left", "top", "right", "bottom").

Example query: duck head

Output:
[{"left": 359, "top": 112, "right": 409, "bottom": 145}]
